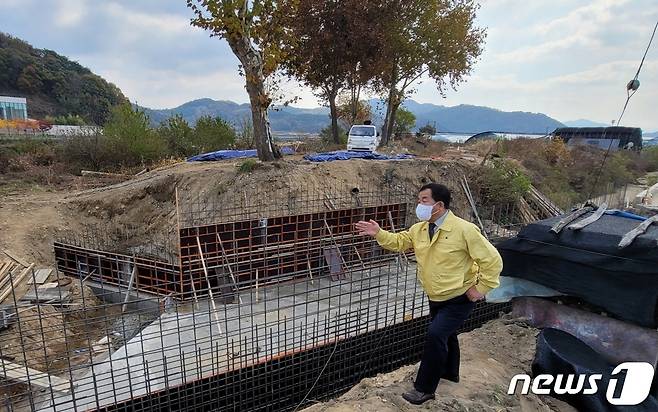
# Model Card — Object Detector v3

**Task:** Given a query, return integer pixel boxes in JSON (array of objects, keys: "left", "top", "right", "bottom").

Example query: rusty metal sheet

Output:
[{"left": 512, "top": 297, "right": 658, "bottom": 367}]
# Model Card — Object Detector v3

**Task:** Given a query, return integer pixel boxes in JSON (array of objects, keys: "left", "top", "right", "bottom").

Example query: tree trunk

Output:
[
  {"left": 382, "top": 86, "right": 396, "bottom": 146},
  {"left": 328, "top": 90, "right": 340, "bottom": 144},
  {"left": 245, "top": 72, "right": 279, "bottom": 161},
  {"left": 228, "top": 36, "right": 280, "bottom": 161},
  {"left": 381, "top": 65, "right": 398, "bottom": 146},
  {"left": 350, "top": 83, "right": 361, "bottom": 125},
  {"left": 387, "top": 101, "right": 401, "bottom": 142}
]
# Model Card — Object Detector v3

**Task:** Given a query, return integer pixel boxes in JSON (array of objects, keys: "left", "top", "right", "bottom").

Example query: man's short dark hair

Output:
[{"left": 419, "top": 183, "right": 451, "bottom": 209}]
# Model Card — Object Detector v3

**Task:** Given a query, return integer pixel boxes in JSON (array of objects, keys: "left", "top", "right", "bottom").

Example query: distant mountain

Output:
[
  {"left": 0, "top": 32, "right": 127, "bottom": 124},
  {"left": 141, "top": 99, "right": 329, "bottom": 133},
  {"left": 142, "top": 98, "right": 564, "bottom": 134},
  {"left": 398, "top": 100, "right": 564, "bottom": 134},
  {"left": 643, "top": 131, "right": 658, "bottom": 139},
  {"left": 563, "top": 119, "right": 610, "bottom": 128}
]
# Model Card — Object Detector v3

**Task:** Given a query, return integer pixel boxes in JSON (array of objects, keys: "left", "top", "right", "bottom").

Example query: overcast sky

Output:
[{"left": 1, "top": 0, "right": 657, "bottom": 130}]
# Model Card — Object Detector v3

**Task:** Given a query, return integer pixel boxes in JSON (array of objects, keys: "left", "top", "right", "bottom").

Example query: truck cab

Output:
[{"left": 347, "top": 125, "right": 380, "bottom": 152}]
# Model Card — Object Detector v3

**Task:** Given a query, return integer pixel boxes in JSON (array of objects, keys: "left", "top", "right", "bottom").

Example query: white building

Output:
[{"left": 0, "top": 96, "right": 28, "bottom": 120}]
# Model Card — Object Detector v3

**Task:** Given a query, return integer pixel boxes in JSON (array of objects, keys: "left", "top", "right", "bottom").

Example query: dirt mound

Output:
[
  {"left": 64, "top": 158, "right": 475, "bottom": 252},
  {"left": 1, "top": 157, "right": 479, "bottom": 264},
  {"left": 303, "top": 318, "right": 576, "bottom": 412},
  {"left": 72, "top": 158, "right": 472, "bottom": 218}
]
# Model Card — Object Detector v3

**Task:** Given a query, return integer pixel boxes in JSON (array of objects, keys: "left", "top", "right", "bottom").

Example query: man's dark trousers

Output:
[{"left": 414, "top": 294, "right": 476, "bottom": 394}]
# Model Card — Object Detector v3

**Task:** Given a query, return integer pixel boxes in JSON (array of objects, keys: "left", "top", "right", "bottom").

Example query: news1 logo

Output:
[{"left": 508, "top": 362, "right": 655, "bottom": 406}]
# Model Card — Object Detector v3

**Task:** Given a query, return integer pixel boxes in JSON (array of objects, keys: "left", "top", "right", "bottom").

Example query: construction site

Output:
[{"left": 0, "top": 150, "right": 657, "bottom": 411}]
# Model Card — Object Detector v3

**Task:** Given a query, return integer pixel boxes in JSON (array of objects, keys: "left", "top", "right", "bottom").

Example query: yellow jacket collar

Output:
[{"left": 423, "top": 210, "right": 454, "bottom": 232}]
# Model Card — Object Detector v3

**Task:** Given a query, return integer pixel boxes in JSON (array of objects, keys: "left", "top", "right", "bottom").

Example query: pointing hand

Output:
[{"left": 355, "top": 220, "right": 381, "bottom": 237}]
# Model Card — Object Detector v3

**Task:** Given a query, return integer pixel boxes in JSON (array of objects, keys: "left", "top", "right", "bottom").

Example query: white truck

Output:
[{"left": 346, "top": 125, "right": 380, "bottom": 152}]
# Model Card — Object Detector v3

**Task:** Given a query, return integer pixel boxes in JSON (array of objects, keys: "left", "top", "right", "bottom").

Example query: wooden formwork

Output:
[
  {"left": 178, "top": 203, "right": 407, "bottom": 298},
  {"left": 55, "top": 203, "right": 409, "bottom": 300},
  {"left": 54, "top": 242, "right": 182, "bottom": 296}
]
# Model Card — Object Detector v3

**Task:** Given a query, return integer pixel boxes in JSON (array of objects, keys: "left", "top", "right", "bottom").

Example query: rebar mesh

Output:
[{"left": 0, "top": 183, "right": 520, "bottom": 411}]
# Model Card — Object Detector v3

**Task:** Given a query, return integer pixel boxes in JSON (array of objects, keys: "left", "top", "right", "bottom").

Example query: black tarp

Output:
[
  {"left": 497, "top": 213, "right": 658, "bottom": 327},
  {"left": 532, "top": 328, "right": 658, "bottom": 411}
]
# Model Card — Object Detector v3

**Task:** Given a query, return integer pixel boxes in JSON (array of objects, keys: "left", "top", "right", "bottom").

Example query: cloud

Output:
[
  {"left": 1, "top": 0, "right": 657, "bottom": 129},
  {"left": 492, "top": 0, "right": 658, "bottom": 65},
  {"left": 54, "top": 0, "right": 88, "bottom": 28},
  {"left": 0, "top": 0, "right": 31, "bottom": 10},
  {"left": 102, "top": 2, "right": 191, "bottom": 36},
  {"left": 102, "top": 66, "right": 248, "bottom": 109},
  {"left": 410, "top": 0, "right": 658, "bottom": 129}
]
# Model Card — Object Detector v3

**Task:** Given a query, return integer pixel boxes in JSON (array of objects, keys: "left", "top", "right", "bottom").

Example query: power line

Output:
[{"left": 586, "top": 19, "right": 658, "bottom": 200}]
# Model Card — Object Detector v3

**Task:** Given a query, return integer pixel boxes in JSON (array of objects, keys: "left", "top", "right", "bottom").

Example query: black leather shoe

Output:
[{"left": 402, "top": 389, "right": 435, "bottom": 405}]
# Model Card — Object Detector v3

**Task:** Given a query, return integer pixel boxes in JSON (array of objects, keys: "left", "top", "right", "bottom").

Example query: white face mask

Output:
[{"left": 416, "top": 203, "right": 436, "bottom": 221}]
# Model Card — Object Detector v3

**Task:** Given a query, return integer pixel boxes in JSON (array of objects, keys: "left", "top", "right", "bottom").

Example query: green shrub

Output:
[
  {"left": 44, "top": 114, "right": 86, "bottom": 126},
  {"left": 418, "top": 123, "right": 437, "bottom": 135},
  {"left": 158, "top": 114, "right": 194, "bottom": 157},
  {"left": 237, "top": 158, "right": 260, "bottom": 173},
  {"left": 192, "top": 115, "right": 236, "bottom": 154},
  {"left": 320, "top": 125, "right": 347, "bottom": 145},
  {"left": 476, "top": 138, "right": 645, "bottom": 209},
  {"left": 0, "top": 147, "right": 13, "bottom": 173},
  {"left": 474, "top": 158, "right": 531, "bottom": 207},
  {"left": 641, "top": 146, "right": 658, "bottom": 172},
  {"left": 58, "top": 133, "right": 117, "bottom": 172},
  {"left": 235, "top": 116, "right": 255, "bottom": 149},
  {"left": 393, "top": 107, "right": 416, "bottom": 135},
  {"left": 10, "top": 139, "right": 57, "bottom": 166},
  {"left": 103, "top": 104, "right": 166, "bottom": 165}
]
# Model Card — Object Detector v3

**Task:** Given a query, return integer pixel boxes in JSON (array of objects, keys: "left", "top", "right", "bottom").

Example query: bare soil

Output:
[
  {"left": 1, "top": 156, "right": 480, "bottom": 265},
  {"left": 0, "top": 154, "right": 578, "bottom": 411},
  {"left": 303, "top": 318, "right": 577, "bottom": 412}
]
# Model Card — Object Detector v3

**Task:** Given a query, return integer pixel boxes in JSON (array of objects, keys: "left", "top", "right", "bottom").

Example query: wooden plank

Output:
[
  {"left": 618, "top": 215, "right": 658, "bottom": 249},
  {"left": 121, "top": 264, "right": 137, "bottom": 314},
  {"left": 387, "top": 211, "right": 409, "bottom": 264},
  {"left": 27, "top": 268, "right": 52, "bottom": 285},
  {"left": 92, "top": 336, "right": 112, "bottom": 354},
  {"left": 550, "top": 207, "right": 593, "bottom": 234},
  {"left": 20, "top": 288, "right": 71, "bottom": 303},
  {"left": 80, "top": 170, "right": 130, "bottom": 178},
  {"left": 0, "top": 359, "right": 70, "bottom": 392},
  {"left": 568, "top": 203, "right": 607, "bottom": 230},
  {"left": 323, "top": 247, "right": 343, "bottom": 281},
  {"left": 461, "top": 176, "right": 486, "bottom": 235},
  {"left": 215, "top": 234, "right": 243, "bottom": 304},
  {"left": 530, "top": 185, "right": 563, "bottom": 215},
  {"left": 516, "top": 197, "right": 538, "bottom": 225},
  {"left": 38, "top": 282, "right": 59, "bottom": 290},
  {"left": 196, "top": 236, "right": 223, "bottom": 334},
  {"left": 0, "top": 263, "right": 34, "bottom": 304},
  {"left": 0, "top": 262, "right": 15, "bottom": 285},
  {"left": 1, "top": 250, "right": 28, "bottom": 267}
]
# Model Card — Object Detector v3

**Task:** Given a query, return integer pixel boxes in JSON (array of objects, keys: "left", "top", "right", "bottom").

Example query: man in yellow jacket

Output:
[{"left": 355, "top": 183, "right": 502, "bottom": 405}]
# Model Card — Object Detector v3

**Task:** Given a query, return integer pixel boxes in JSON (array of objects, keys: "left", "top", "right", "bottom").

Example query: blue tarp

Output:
[
  {"left": 304, "top": 150, "right": 414, "bottom": 162},
  {"left": 187, "top": 147, "right": 295, "bottom": 162},
  {"left": 604, "top": 209, "right": 646, "bottom": 221}
]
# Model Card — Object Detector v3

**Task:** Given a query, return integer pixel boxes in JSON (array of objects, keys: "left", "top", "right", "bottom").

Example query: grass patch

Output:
[{"left": 237, "top": 159, "right": 260, "bottom": 173}]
